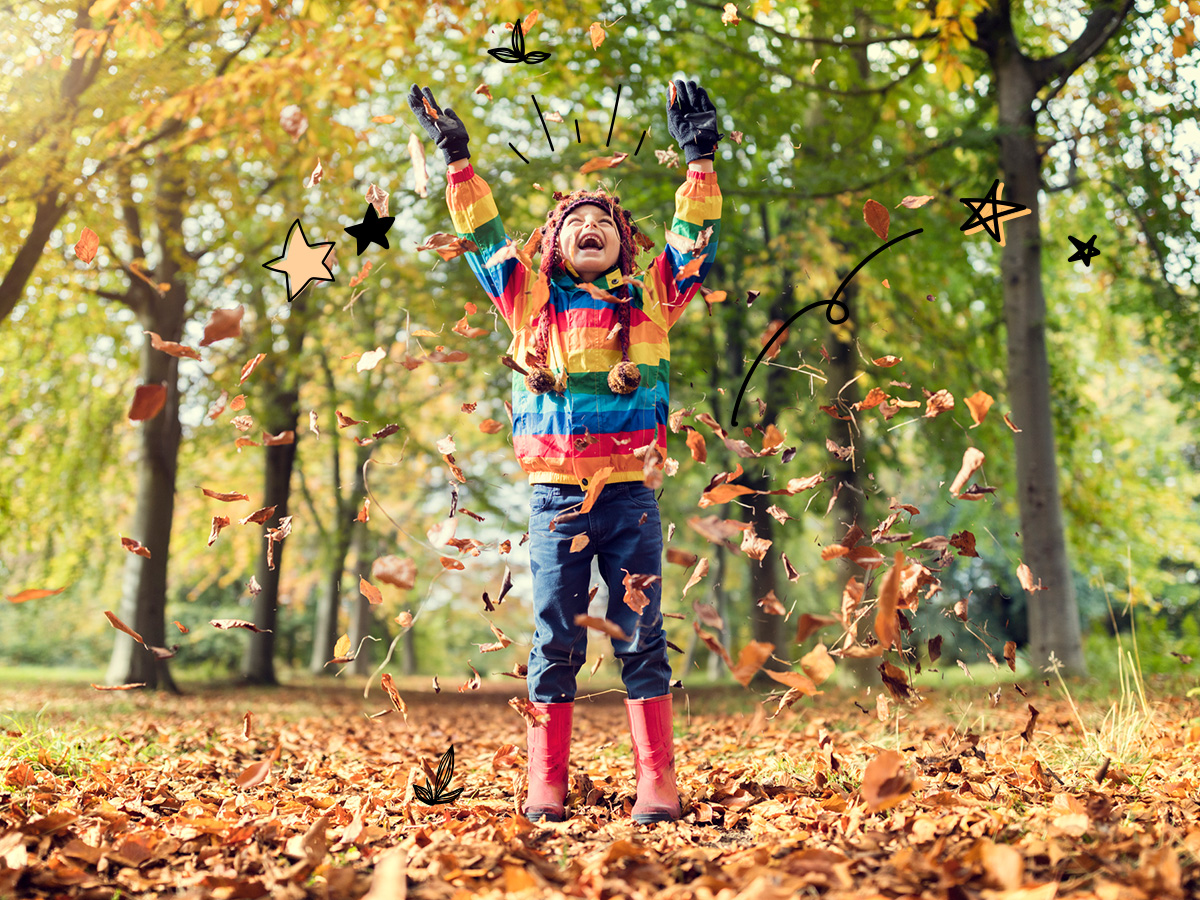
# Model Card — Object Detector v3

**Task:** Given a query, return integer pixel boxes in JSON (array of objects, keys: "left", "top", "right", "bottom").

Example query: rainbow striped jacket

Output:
[{"left": 446, "top": 163, "right": 722, "bottom": 487}]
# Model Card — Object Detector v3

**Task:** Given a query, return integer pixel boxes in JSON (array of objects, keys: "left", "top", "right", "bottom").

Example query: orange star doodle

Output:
[
  {"left": 262, "top": 219, "right": 336, "bottom": 302},
  {"left": 958, "top": 179, "right": 1032, "bottom": 247}
]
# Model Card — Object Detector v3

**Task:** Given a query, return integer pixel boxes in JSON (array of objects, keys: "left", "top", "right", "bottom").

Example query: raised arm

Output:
[
  {"left": 650, "top": 80, "right": 724, "bottom": 332},
  {"left": 407, "top": 85, "right": 534, "bottom": 333}
]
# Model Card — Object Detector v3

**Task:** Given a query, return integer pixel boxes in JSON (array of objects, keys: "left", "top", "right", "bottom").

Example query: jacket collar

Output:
[{"left": 552, "top": 259, "right": 625, "bottom": 290}]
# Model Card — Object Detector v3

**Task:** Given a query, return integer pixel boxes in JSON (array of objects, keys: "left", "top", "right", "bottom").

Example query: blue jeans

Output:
[{"left": 526, "top": 481, "right": 672, "bottom": 703}]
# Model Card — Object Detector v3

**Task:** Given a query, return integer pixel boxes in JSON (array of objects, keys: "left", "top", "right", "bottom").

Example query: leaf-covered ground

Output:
[{"left": 2, "top": 678, "right": 1198, "bottom": 899}]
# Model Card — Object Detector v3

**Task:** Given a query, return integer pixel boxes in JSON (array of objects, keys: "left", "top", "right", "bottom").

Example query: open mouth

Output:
[{"left": 578, "top": 234, "right": 604, "bottom": 250}]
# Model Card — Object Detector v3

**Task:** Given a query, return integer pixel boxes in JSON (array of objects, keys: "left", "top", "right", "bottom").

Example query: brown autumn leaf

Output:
[
  {"left": 104, "top": 610, "right": 145, "bottom": 645},
  {"left": 239, "top": 506, "right": 276, "bottom": 526},
  {"left": 579, "top": 151, "right": 629, "bottom": 174},
  {"left": 359, "top": 577, "right": 383, "bottom": 605},
  {"left": 440, "top": 556, "right": 465, "bottom": 571},
  {"left": 1004, "top": 641, "right": 1018, "bottom": 671},
  {"left": 473, "top": 83, "right": 493, "bottom": 100},
  {"left": 873, "top": 551, "right": 905, "bottom": 651},
  {"left": 1017, "top": 562, "right": 1046, "bottom": 592},
  {"left": 928, "top": 634, "right": 943, "bottom": 662},
  {"left": 589, "top": 21, "right": 606, "bottom": 48},
  {"left": 795, "top": 613, "right": 841, "bottom": 645},
  {"left": 128, "top": 384, "right": 167, "bottom": 421},
  {"left": 861, "top": 750, "right": 917, "bottom": 812},
  {"left": 415, "top": 233, "right": 479, "bottom": 261},
  {"left": 373, "top": 556, "right": 416, "bottom": 590},
  {"left": 764, "top": 669, "right": 821, "bottom": 696},
  {"left": 863, "top": 199, "right": 890, "bottom": 240},
  {"left": 239, "top": 353, "right": 266, "bottom": 385},
  {"left": 6, "top": 586, "right": 68, "bottom": 603},
  {"left": 924, "top": 388, "right": 955, "bottom": 418},
  {"left": 721, "top": 2, "right": 740, "bottom": 25},
  {"left": 380, "top": 673, "right": 409, "bottom": 725},
  {"left": 1004, "top": 411, "right": 1022, "bottom": 432},
  {"left": 579, "top": 466, "right": 614, "bottom": 514},
  {"left": 210, "top": 619, "right": 272, "bottom": 633},
  {"left": 800, "top": 643, "right": 836, "bottom": 685},
  {"left": 120, "top": 536, "right": 151, "bottom": 558},
  {"left": 574, "top": 615, "right": 631, "bottom": 642},
  {"left": 74, "top": 226, "right": 99, "bottom": 264},
  {"left": 569, "top": 533, "right": 590, "bottom": 553},
  {"left": 965, "top": 389, "right": 995, "bottom": 426},
  {"left": 682, "top": 557, "right": 710, "bottom": 596},
  {"left": 208, "top": 516, "right": 231, "bottom": 546},
  {"left": 508, "top": 697, "right": 549, "bottom": 728},
  {"left": 1021, "top": 704, "right": 1040, "bottom": 743},
  {"left": 730, "top": 641, "right": 774, "bottom": 687},
  {"left": 199, "top": 305, "right": 244, "bottom": 347},
  {"left": 144, "top": 331, "right": 201, "bottom": 360},
  {"left": 950, "top": 447, "right": 986, "bottom": 497},
  {"left": 757, "top": 590, "right": 786, "bottom": 615},
  {"left": 897, "top": 194, "right": 935, "bottom": 208},
  {"left": 91, "top": 682, "right": 146, "bottom": 691}
]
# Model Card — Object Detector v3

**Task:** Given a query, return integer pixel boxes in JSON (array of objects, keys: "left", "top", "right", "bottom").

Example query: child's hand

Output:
[
  {"left": 406, "top": 84, "right": 472, "bottom": 166},
  {"left": 665, "top": 79, "right": 724, "bottom": 164}
]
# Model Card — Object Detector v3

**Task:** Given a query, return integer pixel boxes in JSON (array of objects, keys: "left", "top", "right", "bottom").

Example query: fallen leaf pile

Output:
[{"left": 1, "top": 682, "right": 1197, "bottom": 899}]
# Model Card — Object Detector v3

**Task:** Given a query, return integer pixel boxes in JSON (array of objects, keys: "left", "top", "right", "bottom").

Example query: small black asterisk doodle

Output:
[
  {"left": 488, "top": 20, "right": 550, "bottom": 65},
  {"left": 344, "top": 204, "right": 395, "bottom": 256},
  {"left": 413, "top": 744, "right": 464, "bottom": 806},
  {"left": 1067, "top": 234, "right": 1101, "bottom": 267},
  {"left": 959, "top": 179, "right": 1032, "bottom": 247}
]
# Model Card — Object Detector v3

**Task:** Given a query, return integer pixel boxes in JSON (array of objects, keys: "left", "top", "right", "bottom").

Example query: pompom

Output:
[
  {"left": 607, "top": 361, "right": 641, "bottom": 395},
  {"left": 525, "top": 367, "right": 557, "bottom": 395}
]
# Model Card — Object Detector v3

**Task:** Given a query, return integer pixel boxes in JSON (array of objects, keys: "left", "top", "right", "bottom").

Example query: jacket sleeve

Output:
[
  {"left": 646, "top": 169, "right": 722, "bottom": 332},
  {"left": 445, "top": 163, "right": 536, "bottom": 333}
]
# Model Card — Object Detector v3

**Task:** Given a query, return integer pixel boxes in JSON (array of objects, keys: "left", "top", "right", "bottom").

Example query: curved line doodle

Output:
[{"left": 730, "top": 228, "right": 924, "bottom": 427}]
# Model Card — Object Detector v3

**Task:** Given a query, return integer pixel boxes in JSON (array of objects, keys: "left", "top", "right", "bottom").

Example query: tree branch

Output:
[
  {"left": 1033, "top": 0, "right": 1136, "bottom": 87},
  {"left": 685, "top": 0, "right": 926, "bottom": 48}
]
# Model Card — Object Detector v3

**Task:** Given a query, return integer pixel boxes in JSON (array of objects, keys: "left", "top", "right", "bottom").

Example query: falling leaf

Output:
[
  {"left": 861, "top": 750, "right": 917, "bottom": 812},
  {"left": 730, "top": 641, "right": 774, "bottom": 686},
  {"left": 569, "top": 533, "right": 590, "bottom": 553},
  {"left": 928, "top": 634, "right": 943, "bottom": 662},
  {"left": 863, "top": 199, "right": 889, "bottom": 240},
  {"left": 588, "top": 21, "right": 606, "bottom": 48},
  {"left": 415, "top": 233, "right": 479, "bottom": 262},
  {"left": 336, "top": 410, "right": 363, "bottom": 428},
  {"left": 91, "top": 683, "right": 146, "bottom": 691},
  {"left": 873, "top": 355, "right": 902, "bottom": 367},
  {"left": 965, "top": 390, "right": 994, "bottom": 426},
  {"left": 231, "top": 415, "right": 254, "bottom": 432},
  {"left": 408, "top": 132, "right": 428, "bottom": 198},
  {"left": 668, "top": 80, "right": 677, "bottom": 107},
  {"left": 208, "top": 516, "right": 231, "bottom": 546},
  {"left": 682, "top": 557, "right": 710, "bottom": 596},
  {"left": 1017, "top": 562, "right": 1046, "bottom": 592},
  {"left": 924, "top": 389, "right": 955, "bottom": 418},
  {"left": 478, "top": 418, "right": 503, "bottom": 434},
  {"left": 810, "top": 58, "right": 822, "bottom": 74},
  {"left": 210, "top": 619, "right": 271, "bottom": 632},
  {"left": 143, "top": 331, "right": 201, "bottom": 360},
  {"left": 721, "top": 2, "right": 740, "bottom": 25},
  {"left": 1003, "top": 411, "right": 1022, "bottom": 432},
  {"left": 239, "top": 506, "right": 276, "bottom": 525},
  {"left": 128, "top": 384, "right": 167, "bottom": 421},
  {"left": 279, "top": 104, "right": 308, "bottom": 138},
  {"left": 1004, "top": 641, "right": 1018, "bottom": 671},
  {"left": 473, "top": 83, "right": 493, "bottom": 100},
  {"left": 509, "top": 697, "right": 549, "bottom": 728},
  {"left": 380, "top": 674, "right": 409, "bottom": 725},
  {"left": 120, "top": 536, "right": 151, "bottom": 558},
  {"left": 765, "top": 669, "right": 821, "bottom": 695},
  {"left": 873, "top": 551, "right": 904, "bottom": 651},
  {"left": 6, "top": 586, "right": 67, "bottom": 603},
  {"left": 440, "top": 557, "right": 465, "bottom": 571},
  {"left": 1021, "top": 704, "right": 1040, "bottom": 743},
  {"left": 949, "top": 447, "right": 986, "bottom": 497},
  {"left": 239, "top": 353, "right": 267, "bottom": 385},
  {"left": 360, "top": 576, "right": 383, "bottom": 605},
  {"left": 898, "top": 194, "right": 935, "bottom": 209},
  {"left": 74, "top": 226, "right": 99, "bottom": 264},
  {"left": 304, "top": 157, "right": 323, "bottom": 188},
  {"left": 574, "top": 615, "right": 631, "bottom": 642},
  {"left": 104, "top": 610, "right": 145, "bottom": 644},
  {"left": 199, "top": 305, "right": 245, "bottom": 347},
  {"left": 365, "top": 183, "right": 389, "bottom": 218},
  {"left": 800, "top": 643, "right": 836, "bottom": 685},
  {"left": 357, "top": 347, "right": 387, "bottom": 372},
  {"left": 579, "top": 151, "right": 629, "bottom": 174},
  {"left": 729, "top": 130, "right": 744, "bottom": 144}
]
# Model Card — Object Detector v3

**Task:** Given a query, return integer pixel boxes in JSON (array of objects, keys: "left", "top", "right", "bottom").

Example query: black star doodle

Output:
[
  {"left": 487, "top": 20, "right": 551, "bottom": 65},
  {"left": 344, "top": 204, "right": 395, "bottom": 256},
  {"left": 958, "top": 179, "right": 1032, "bottom": 247},
  {"left": 413, "top": 744, "right": 464, "bottom": 806},
  {"left": 1067, "top": 234, "right": 1101, "bottom": 267}
]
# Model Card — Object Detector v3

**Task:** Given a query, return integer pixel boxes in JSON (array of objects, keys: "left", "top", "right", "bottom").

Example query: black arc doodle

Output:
[
  {"left": 488, "top": 20, "right": 551, "bottom": 65},
  {"left": 413, "top": 744, "right": 464, "bottom": 805},
  {"left": 1067, "top": 234, "right": 1100, "bottom": 267},
  {"left": 730, "top": 229, "right": 924, "bottom": 427}
]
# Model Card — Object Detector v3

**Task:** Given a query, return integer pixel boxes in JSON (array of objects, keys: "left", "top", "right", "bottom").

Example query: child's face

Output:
[{"left": 558, "top": 203, "right": 620, "bottom": 280}]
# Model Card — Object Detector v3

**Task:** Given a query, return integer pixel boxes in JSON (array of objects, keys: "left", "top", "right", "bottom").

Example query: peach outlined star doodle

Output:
[
  {"left": 959, "top": 179, "right": 1032, "bottom": 247},
  {"left": 262, "top": 219, "right": 335, "bottom": 302}
]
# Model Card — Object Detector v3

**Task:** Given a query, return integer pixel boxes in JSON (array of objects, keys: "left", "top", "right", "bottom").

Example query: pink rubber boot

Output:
[
  {"left": 524, "top": 700, "right": 573, "bottom": 821},
  {"left": 625, "top": 693, "right": 682, "bottom": 823}
]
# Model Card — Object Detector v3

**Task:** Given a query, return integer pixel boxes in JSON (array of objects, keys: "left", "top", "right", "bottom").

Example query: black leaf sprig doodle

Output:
[
  {"left": 413, "top": 744, "right": 464, "bottom": 805},
  {"left": 488, "top": 20, "right": 551, "bottom": 65}
]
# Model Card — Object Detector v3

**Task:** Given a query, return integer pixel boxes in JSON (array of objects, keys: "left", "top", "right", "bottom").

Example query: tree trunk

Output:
[
  {"left": 242, "top": 292, "right": 309, "bottom": 684},
  {"left": 349, "top": 525, "right": 376, "bottom": 676},
  {"left": 825, "top": 274, "right": 878, "bottom": 686},
  {"left": 104, "top": 161, "right": 189, "bottom": 692},
  {"left": 995, "top": 47, "right": 1087, "bottom": 675}
]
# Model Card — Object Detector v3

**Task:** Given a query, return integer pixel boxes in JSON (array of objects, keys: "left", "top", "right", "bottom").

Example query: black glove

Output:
[
  {"left": 406, "top": 84, "right": 471, "bottom": 165},
  {"left": 665, "top": 79, "right": 723, "bottom": 164}
]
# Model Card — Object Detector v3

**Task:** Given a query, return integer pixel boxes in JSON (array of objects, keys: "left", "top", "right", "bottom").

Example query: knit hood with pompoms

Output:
[{"left": 537, "top": 188, "right": 654, "bottom": 286}]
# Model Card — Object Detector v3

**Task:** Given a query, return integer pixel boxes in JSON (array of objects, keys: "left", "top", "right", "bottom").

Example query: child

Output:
[{"left": 408, "top": 80, "right": 723, "bottom": 823}]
